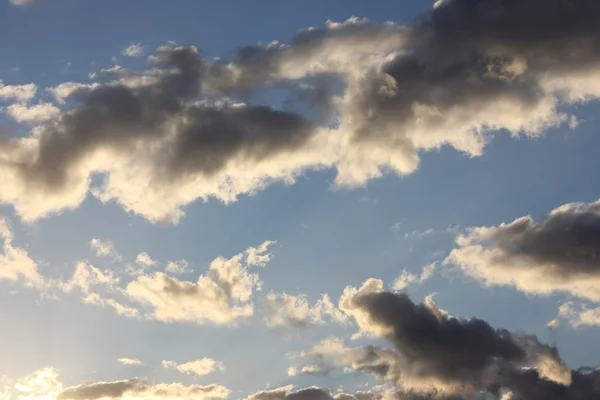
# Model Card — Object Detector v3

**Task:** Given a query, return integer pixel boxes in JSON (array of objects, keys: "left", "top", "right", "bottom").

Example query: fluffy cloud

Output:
[
  {"left": 90, "top": 238, "right": 121, "bottom": 260},
  {"left": 125, "top": 240, "right": 274, "bottom": 325},
  {"left": 265, "top": 292, "right": 346, "bottom": 328},
  {"left": 122, "top": 43, "right": 146, "bottom": 57},
  {"left": 392, "top": 263, "right": 436, "bottom": 291},
  {"left": 445, "top": 200, "right": 600, "bottom": 302},
  {"left": 162, "top": 358, "right": 224, "bottom": 376},
  {"left": 0, "top": 217, "right": 48, "bottom": 291},
  {"left": 0, "top": 80, "right": 36, "bottom": 101},
  {"left": 310, "top": 283, "right": 580, "bottom": 397},
  {"left": 61, "top": 261, "right": 118, "bottom": 294},
  {"left": 165, "top": 259, "right": 190, "bottom": 275},
  {"left": 135, "top": 252, "right": 156, "bottom": 267},
  {"left": 4, "top": 102, "right": 60, "bottom": 124},
  {"left": 2, "top": 1, "right": 600, "bottom": 223}
]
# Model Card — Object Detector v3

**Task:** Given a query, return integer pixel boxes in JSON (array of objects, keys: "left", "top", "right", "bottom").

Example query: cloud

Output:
[
  {"left": 3, "top": 1, "right": 600, "bottom": 223},
  {"left": 162, "top": 358, "right": 225, "bottom": 376},
  {"left": 548, "top": 302, "right": 600, "bottom": 328},
  {"left": 135, "top": 252, "right": 156, "bottom": 267},
  {"left": 125, "top": 240, "right": 274, "bottom": 325},
  {"left": 117, "top": 358, "right": 142, "bottom": 366},
  {"left": 165, "top": 259, "right": 190, "bottom": 275},
  {"left": 90, "top": 238, "right": 121, "bottom": 261},
  {"left": 403, "top": 229, "right": 435, "bottom": 239},
  {"left": 57, "top": 380, "right": 229, "bottom": 400},
  {"left": 0, "top": 217, "right": 48, "bottom": 291},
  {"left": 61, "top": 261, "right": 118, "bottom": 295},
  {"left": 392, "top": 263, "right": 436, "bottom": 291},
  {"left": 265, "top": 292, "right": 347, "bottom": 328},
  {"left": 4, "top": 102, "right": 61, "bottom": 124},
  {"left": 245, "top": 385, "right": 385, "bottom": 400},
  {"left": 122, "top": 43, "right": 146, "bottom": 57},
  {"left": 46, "top": 82, "right": 101, "bottom": 104},
  {"left": 445, "top": 199, "right": 600, "bottom": 302},
  {"left": 0, "top": 80, "right": 37, "bottom": 102},
  {"left": 4, "top": 367, "right": 229, "bottom": 400},
  {"left": 332, "top": 283, "right": 573, "bottom": 396}
]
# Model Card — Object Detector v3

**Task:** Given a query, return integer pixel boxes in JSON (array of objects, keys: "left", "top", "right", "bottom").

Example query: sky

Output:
[{"left": 0, "top": 0, "right": 599, "bottom": 399}]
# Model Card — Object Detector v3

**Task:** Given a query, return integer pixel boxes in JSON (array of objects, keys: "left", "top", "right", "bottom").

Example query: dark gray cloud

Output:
[
  {"left": 302, "top": 287, "right": 577, "bottom": 396},
  {"left": 446, "top": 200, "right": 600, "bottom": 302},
  {"left": 501, "top": 367, "right": 600, "bottom": 400}
]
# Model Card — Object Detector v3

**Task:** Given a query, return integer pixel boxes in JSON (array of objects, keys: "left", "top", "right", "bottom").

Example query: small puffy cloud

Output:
[
  {"left": 0, "top": 217, "right": 48, "bottom": 291},
  {"left": 61, "top": 262, "right": 118, "bottom": 295},
  {"left": 246, "top": 240, "right": 277, "bottom": 267},
  {"left": 445, "top": 200, "right": 600, "bottom": 302},
  {"left": 135, "top": 252, "right": 156, "bottom": 267},
  {"left": 4, "top": 102, "right": 60, "bottom": 124},
  {"left": 46, "top": 82, "right": 101, "bottom": 103},
  {"left": 265, "top": 292, "right": 347, "bottom": 328},
  {"left": 392, "top": 263, "right": 436, "bottom": 291},
  {"left": 549, "top": 302, "right": 600, "bottom": 328},
  {"left": 122, "top": 43, "right": 146, "bottom": 57},
  {"left": 126, "top": 241, "right": 274, "bottom": 325},
  {"left": 165, "top": 259, "right": 190, "bottom": 275},
  {"left": 0, "top": 80, "right": 37, "bottom": 102},
  {"left": 90, "top": 238, "right": 121, "bottom": 260},
  {"left": 118, "top": 358, "right": 142, "bottom": 366},
  {"left": 162, "top": 358, "right": 225, "bottom": 376}
]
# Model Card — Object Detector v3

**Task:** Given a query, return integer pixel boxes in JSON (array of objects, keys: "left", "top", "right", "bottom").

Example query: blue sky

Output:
[{"left": 0, "top": 1, "right": 600, "bottom": 400}]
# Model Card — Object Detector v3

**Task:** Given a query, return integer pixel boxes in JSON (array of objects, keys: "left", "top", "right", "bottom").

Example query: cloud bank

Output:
[{"left": 1, "top": 0, "right": 600, "bottom": 223}]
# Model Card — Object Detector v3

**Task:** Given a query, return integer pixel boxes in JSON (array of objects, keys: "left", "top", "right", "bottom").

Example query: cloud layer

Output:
[{"left": 2, "top": 0, "right": 600, "bottom": 223}]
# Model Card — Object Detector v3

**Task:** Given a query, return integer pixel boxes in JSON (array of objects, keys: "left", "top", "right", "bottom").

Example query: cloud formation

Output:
[
  {"left": 286, "top": 282, "right": 586, "bottom": 398},
  {"left": 2, "top": 0, "right": 600, "bottom": 223},
  {"left": 162, "top": 358, "right": 225, "bottom": 376},
  {"left": 446, "top": 199, "right": 600, "bottom": 302},
  {"left": 125, "top": 240, "right": 274, "bottom": 325},
  {"left": 265, "top": 292, "right": 347, "bottom": 328}
]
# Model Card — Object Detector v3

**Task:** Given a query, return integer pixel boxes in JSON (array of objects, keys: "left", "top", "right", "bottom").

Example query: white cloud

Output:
[
  {"left": 0, "top": 217, "right": 48, "bottom": 291},
  {"left": 118, "top": 358, "right": 142, "bottom": 366},
  {"left": 126, "top": 241, "right": 275, "bottom": 325},
  {"left": 392, "top": 262, "right": 436, "bottom": 291},
  {"left": 46, "top": 82, "right": 100, "bottom": 103},
  {"left": 265, "top": 292, "right": 347, "bottom": 328},
  {"left": 90, "top": 238, "right": 121, "bottom": 260},
  {"left": 162, "top": 358, "right": 225, "bottom": 376},
  {"left": 165, "top": 259, "right": 190, "bottom": 275},
  {"left": 4, "top": 102, "right": 60, "bottom": 124},
  {"left": 122, "top": 43, "right": 146, "bottom": 57},
  {"left": 61, "top": 262, "right": 118, "bottom": 295},
  {"left": 135, "top": 252, "right": 156, "bottom": 267},
  {"left": 0, "top": 80, "right": 37, "bottom": 102}
]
